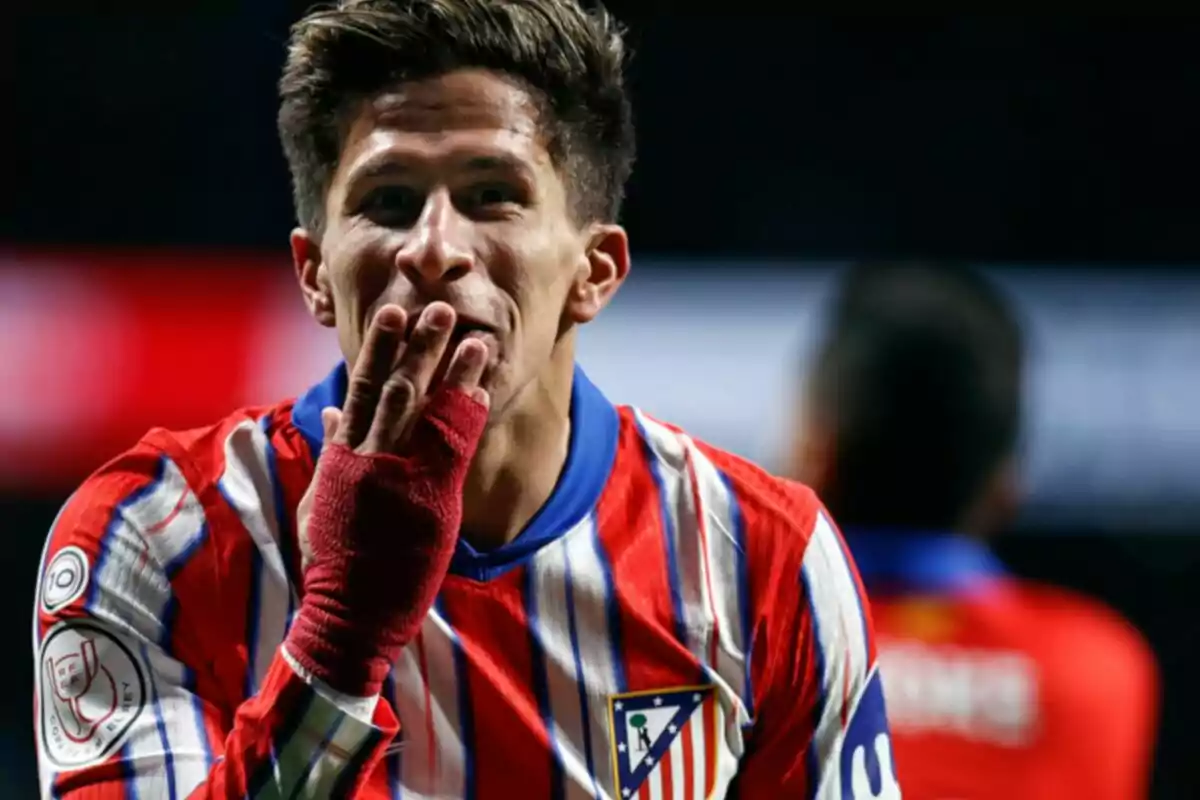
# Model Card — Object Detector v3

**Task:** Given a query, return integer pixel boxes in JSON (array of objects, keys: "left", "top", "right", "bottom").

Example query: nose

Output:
[{"left": 394, "top": 187, "right": 475, "bottom": 284}]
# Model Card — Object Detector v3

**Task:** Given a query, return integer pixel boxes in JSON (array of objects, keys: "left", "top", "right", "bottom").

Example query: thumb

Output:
[{"left": 320, "top": 407, "right": 343, "bottom": 443}]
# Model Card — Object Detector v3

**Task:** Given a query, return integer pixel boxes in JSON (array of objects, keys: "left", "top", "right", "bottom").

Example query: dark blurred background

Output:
[{"left": 6, "top": 7, "right": 1199, "bottom": 798}]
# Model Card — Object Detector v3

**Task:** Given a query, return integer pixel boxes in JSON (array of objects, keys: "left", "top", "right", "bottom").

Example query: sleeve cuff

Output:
[
  {"left": 281, "top": 643, "right": 381, "bottom": 725},
  {"left": 245, "top": 646, "right": 398, "bottom": 797}
]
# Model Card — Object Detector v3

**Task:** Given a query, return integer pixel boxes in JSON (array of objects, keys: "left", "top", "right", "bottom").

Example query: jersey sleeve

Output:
[
  {"left": 33, "top": 441, "right": 399, "bottom": 799},
  {"left": 726, "top": 477, "right": 900, "bottom": 799}
]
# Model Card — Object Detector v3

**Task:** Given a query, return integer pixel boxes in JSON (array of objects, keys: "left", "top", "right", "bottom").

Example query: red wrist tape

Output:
[{"left": 285, "top": 389, "right": 487, "bottom": 697}]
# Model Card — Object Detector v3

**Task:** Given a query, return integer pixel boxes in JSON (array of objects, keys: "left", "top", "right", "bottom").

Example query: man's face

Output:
[{"left": 292, "top": 68, "right": 628, "bottom": 417}]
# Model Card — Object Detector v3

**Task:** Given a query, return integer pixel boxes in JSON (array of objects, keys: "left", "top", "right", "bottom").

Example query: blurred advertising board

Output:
[{"left": 2, "top": 252, "right": 1197, "bottom": 532}]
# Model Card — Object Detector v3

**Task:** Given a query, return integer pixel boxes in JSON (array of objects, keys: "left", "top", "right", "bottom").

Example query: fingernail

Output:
[
  {"left": 426, "top": 304, "right": 453, "bottom": 329},
  {"left": 375, "top": 305, "right": 405, "bottom": 331},
  {"left": 321, "top": 408, "right": 338, "bottom": 437}
]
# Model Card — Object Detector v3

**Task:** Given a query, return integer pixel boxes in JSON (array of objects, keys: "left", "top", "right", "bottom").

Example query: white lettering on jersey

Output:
[
  {"left": 880, "top": 642, "right": 1037, "bottom": 746},
  {"left": 836, "top": 667, "right": 901, "bottom": 799},
  {"left": 850, "top": 732, "right": 901, "bottom": 800}
]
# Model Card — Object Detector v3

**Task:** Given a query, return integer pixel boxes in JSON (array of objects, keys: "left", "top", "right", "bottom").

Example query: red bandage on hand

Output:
[{"left": 285, "top": 389, "right": 488, "bottom": 697}]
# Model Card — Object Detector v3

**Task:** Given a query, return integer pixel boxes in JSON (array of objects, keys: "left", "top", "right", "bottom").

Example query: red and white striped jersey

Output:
[{"left": 33, "top": 364, "right": 896, "bottom": 799}]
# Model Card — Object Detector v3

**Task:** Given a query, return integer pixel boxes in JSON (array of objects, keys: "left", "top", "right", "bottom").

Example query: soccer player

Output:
[
  {"left": 32, "top": 2, "right": 897, "bottom": 798},
  {"left": 789, "top": 260, "right": 1158, "bottom": 799}
]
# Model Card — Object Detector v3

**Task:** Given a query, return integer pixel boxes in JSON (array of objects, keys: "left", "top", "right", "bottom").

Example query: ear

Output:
[
  {"left": 789, "top": 393, "right": 835, "bottom": 493},
  {"left": 291, "top": 227, "right": 336, "bottom": 327},
  {"left": 565, "top": 224, "right": 630, "bottom": 325},
  {"left": 962, "top": 455, "right": 1023, "bottom": 537}
]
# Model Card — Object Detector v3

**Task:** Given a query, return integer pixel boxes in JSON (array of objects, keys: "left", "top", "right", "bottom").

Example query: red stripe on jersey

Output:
[
  {"left": 659, "top": 734, "right": 675, "bottom": 797},
  {"left": 702, "top": 691, "right": 717, "bottom": 795},
  {"left": 596, "top": 410, "right": 701, "bottom": 693},
  {"left": 50, "top": 753, "right": 130, "bottom": 797},
  {"left": 680, "top": 716, "right": 696, "bottom": 798},
  {"left": 440, "top": 574, "right": 551, "bottom": 800}
]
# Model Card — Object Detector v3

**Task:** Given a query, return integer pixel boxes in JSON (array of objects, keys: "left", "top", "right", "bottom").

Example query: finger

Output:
[
  {"left": 439, "top": 338, "right": 489, "bottom": 406},
  {"left": 320, "top": 407, "right": 342, "bottom": 444},
  {"left": 407, "top": 381, "right": 490, "bottom": 472},
  {"left": 365, "top": 302, "right": 455, "bottom": 452},
  {"left": 338, "top": 305, "right": 406, "bottom": 447}
]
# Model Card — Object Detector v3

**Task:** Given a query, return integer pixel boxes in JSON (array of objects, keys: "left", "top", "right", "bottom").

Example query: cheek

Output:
[
  {"left": 320, "top": 228, "right": 399, "bottom": 365},
  {"left": 502, "top": 235, "right": 577, "bottom": 310},
  {"left": 325, "top": 230, "right": 395, "bottom": 320}
]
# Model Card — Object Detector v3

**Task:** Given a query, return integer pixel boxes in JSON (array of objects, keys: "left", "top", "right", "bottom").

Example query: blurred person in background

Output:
[
  {"left": 789, "top": 260, "right": 1159, "bottom": 799},
  {"left": 30, "top": 1, "right": 896, "bottom": 798}
]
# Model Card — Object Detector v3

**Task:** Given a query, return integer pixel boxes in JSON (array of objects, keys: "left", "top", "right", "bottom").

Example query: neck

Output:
[{"left": 458, "top": 338, "right": 576, "bottom": 551}]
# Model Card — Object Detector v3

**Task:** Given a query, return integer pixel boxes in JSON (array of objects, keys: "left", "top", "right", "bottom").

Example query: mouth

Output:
[
  {"left": 449, "top": 317, "right": 495, "bottom": 341},
  {"left": 403, "top": 308, "right": 498, "bottom": 389}
]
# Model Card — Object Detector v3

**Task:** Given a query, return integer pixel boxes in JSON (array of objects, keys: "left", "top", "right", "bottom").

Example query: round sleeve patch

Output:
[
  {"left": 40, "top": 546, "right": 90, "bottom": 614},
  {"left": 37, "top": 620, "right": 147, "bottom": 769}
]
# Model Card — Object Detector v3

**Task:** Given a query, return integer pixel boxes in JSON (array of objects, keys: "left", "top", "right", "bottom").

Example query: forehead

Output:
[{"left": 335, "top": 69, "right": 553, "bottom": 180}]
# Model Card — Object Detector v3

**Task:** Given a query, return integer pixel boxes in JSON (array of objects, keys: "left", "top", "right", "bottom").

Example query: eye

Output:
[
  {"left": 358, "top": 185, "right": 422, "bottom": 226},
  {"left": 463, "top": 182, "right": 523, "bottom": 212}
]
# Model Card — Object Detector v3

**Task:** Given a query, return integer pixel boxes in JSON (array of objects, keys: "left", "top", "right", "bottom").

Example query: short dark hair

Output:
[
  {"left": 278, "top": 0, "right": 636, "bottom": 233},
  {"left": 809, "top": 261, "right": 1023, "bottom": 530}
]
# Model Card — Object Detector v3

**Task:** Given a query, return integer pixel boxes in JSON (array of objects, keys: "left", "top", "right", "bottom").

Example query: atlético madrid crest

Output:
[{"left": 608, "top": 685, "right": 719, "bottom": 799}]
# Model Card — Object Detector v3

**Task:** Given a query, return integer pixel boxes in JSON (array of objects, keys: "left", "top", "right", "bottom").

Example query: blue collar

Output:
[
  {"left": 292, "top": 362, "right": 619, "bottom": 581},
  {"left": 842, "top": 529, "right": 1006, "bottom": 595}
]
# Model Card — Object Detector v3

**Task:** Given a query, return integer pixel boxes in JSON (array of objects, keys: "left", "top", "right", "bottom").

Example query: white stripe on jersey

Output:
[
  {"left": 633, "top": 412, "right": 714, "bottom": 667},
  {"left": 803, "top": 512, "right": 871, "bottom": 787},
  {"left": 687, "top": 711, "right": 709, "bottom": 798},
  {"left": 680, "top": 438, "right": 754, "bottom": 729},
  {"left": 390, "top": 608, "right": 468, "bottom": 798},
  {"left": 569, "top": 515, "right": 626, "bottom": 796},
  {"left": 219, "top": 418, "right": 296, "bottom": 693},
  {"left": 122, "top": 644, "right": 213, "bottom": 799},
  {"left": 86, "top": 464, "right": 178, "bottom": 647},
  {"left": 124, "top": 456, "right": 207, "bottom": 578},
  {"left": 529, "top": 516, "right": 621, "bottom": 799},
  {"left": 667, "top": 729, "right": 686, "bottom": 800}
]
